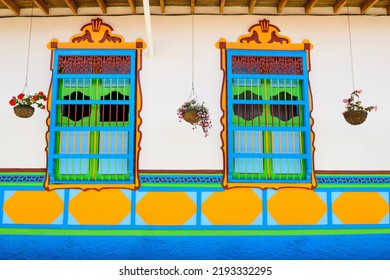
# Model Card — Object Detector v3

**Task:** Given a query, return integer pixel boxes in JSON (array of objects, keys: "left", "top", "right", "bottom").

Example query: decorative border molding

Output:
[
  {"left": 317, "top": 176, "right": 390, "bottom": 184},
  {"left": 1, "top": 169, "right": 390, "bottom": 186},
  {"left": 0, "top": 175, "right": 45, "bottom": 183},
  {"left": 140, "top": 175, "right": 222, "bottom": 184}
]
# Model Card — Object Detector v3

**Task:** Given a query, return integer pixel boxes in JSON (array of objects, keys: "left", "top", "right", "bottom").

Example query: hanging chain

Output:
[
  {"left": 23, "top": 3, "right": 34, "bottom": 94},
  {"left": 346, "top": 3, "right": 355, "bottom": 91},
  {"left": 189, "top": 12, "right": 199, "bottom": 103},
  {"left": 192, "top": 13, "right": 195, "bottom": 91}
]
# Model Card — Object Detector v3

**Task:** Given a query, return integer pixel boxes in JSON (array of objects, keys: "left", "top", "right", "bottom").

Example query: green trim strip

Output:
[{"left": 1, "top": 228, "right": 390, "bottom": 236}]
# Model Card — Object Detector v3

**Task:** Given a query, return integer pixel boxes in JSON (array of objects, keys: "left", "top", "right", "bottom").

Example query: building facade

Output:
[{"left": 1, "top": 12, "right": 389, "bottom": 259}]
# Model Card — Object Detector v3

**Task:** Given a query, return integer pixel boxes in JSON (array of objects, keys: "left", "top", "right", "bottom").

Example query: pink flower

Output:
[
  {"left": 374, "top": 105, "right": 378, "bottom": 111},
  {"left": 357, "top": 90, "right": 362, "bottom": 94},
  {"left": 342, "top": 99, "right": 348, "bottom": 103}
]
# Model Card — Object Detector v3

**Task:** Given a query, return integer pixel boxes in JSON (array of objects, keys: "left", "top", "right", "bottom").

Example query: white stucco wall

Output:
[{"left": 0, "top": 11, "right": 389, "bottom": 170}]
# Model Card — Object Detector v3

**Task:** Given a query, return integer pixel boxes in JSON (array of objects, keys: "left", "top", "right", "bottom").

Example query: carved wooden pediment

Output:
[
  {"left": 238, "top": 19, "right": 291, "bottom": 45},
  {"left": 217, "top": 19, "right": 312, "bottom": 51},
  {"left": 48, "top": 18, "right": 146, "bottom": 50}
]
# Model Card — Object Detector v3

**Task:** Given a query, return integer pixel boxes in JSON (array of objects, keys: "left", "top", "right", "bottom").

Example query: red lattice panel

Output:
[
  {"left": 58, "top": 56, "right": 131, "bottom": 74},
  {"left": 232, "top": 56, "right": 303, "bottom": 75}
]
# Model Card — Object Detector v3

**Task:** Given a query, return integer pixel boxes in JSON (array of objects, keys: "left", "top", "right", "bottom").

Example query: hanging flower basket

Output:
[
  {"left": 9, "top": 92, "right": 47, "bottom": 118},
  {"left": 343, "top": 110, "right": 367, "bottom": 125},
  {"left": 178, "top": 99, "right": 212, "bottom": 137},
  {"left": 342, "top": 90, "right": 377, "bottom": 126},
  {"left": 183, "top": 109, "right": 201, "bottom": 124},
  {"left": 14, "top": 105, "right": 35, "bottom": 118}
]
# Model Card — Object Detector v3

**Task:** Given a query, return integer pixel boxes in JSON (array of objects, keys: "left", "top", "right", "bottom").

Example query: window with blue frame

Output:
[
  {"left": 46, "top": 49, "right": 137, "bottom": 187},
  {"left": 226, "top": 50, "right": 313, "bottom": 184}
]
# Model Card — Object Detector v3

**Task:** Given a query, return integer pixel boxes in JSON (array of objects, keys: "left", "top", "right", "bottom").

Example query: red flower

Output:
[{"left": 9, "top": 91, "right": 47, "bottom": 111}]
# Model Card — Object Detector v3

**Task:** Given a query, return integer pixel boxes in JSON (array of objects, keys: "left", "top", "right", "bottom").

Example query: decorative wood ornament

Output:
[
  {"left": 48, "top": 18, "right": 146, "bottom": 50},
  {"left": 216, "top": 19, "right": 316, "bottom": 190},
  {"left": 217, "top": 19, "right": 312, "bottom": 52},
  {"left": 45, "top": 18, "right": 146, "bottom": 191}
]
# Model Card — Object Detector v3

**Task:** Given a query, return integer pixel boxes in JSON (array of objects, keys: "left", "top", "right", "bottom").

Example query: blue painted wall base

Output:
[{"left": 1, "top": 235, "right": 390, "bottom": 260}]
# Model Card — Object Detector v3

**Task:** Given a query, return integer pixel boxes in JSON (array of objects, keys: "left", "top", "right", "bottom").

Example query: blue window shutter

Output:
[
  {"left": 47, "top": 49, "right": 137, "bottom": 187},
  {"left": 226, "top": 49, "right": 313, "bottom": 185}
]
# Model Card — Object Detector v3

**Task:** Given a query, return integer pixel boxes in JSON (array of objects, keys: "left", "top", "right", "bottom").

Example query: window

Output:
[
  {"left": 221, "top": 48, "right": 316, "bottom": 189},
  {"left": 45, "top": 50, "right": 140, "bottom": 190}
]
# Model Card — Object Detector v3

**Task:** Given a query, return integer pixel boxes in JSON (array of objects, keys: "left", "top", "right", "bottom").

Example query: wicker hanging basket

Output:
[
  {"left": 343, "top": 110, "right": 367, "bottom": 125},
  {"left": 183, "top": 109, "right": 200, "bottom": 124},
  {"left": 14, "top": 105, "right": 35, "bottom": 118}
]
